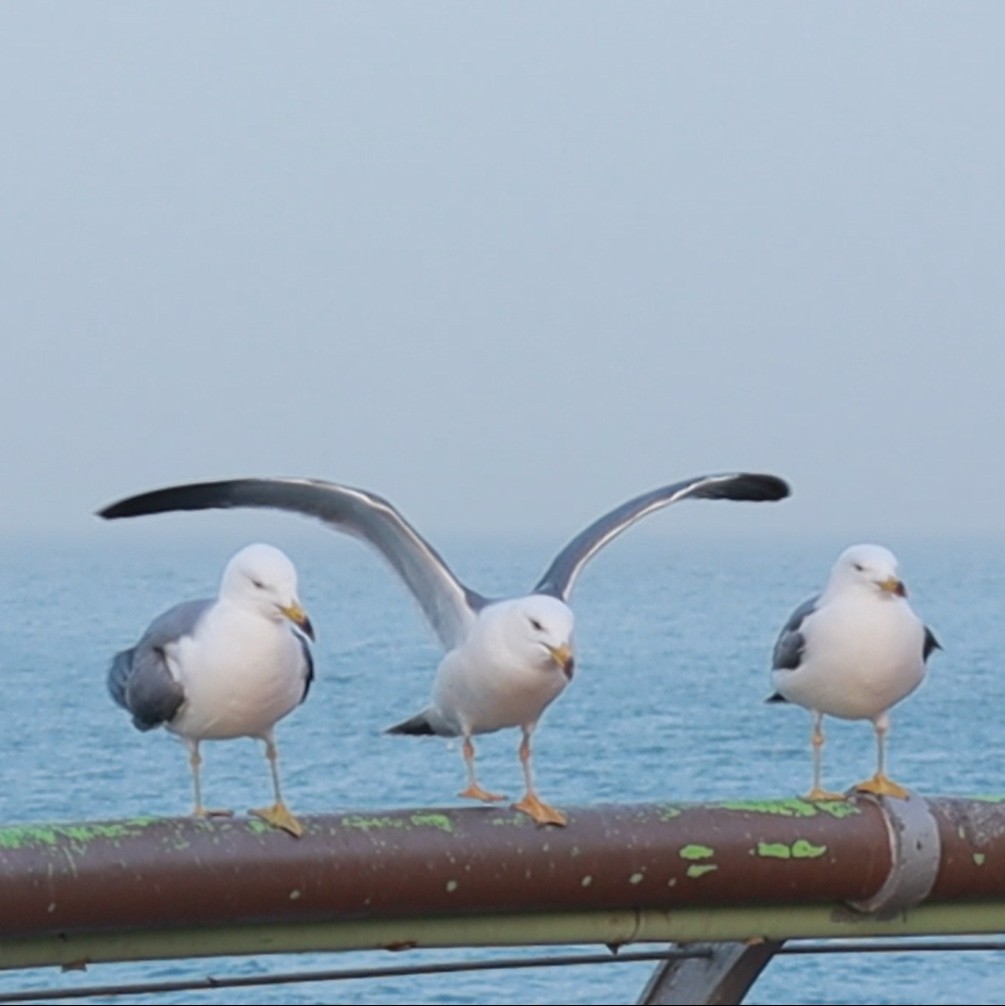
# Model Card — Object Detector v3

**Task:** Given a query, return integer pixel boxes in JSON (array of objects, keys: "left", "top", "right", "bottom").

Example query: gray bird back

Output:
[
  {"left": 108, "top": 598, "right": 212, "bottom": 731},
  {"left": 772, "top": 594, "right": 819, "bottom": 672}
]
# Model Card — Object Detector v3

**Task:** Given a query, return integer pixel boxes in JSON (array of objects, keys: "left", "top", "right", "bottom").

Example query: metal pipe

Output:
[{"left": 1, "top": 796, "right": 1004, "bottom": 970}]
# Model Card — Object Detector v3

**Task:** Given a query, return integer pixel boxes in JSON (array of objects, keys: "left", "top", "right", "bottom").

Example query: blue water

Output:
[{"left": 2, "top": 528, "right": 1004, "bottom": 1005}]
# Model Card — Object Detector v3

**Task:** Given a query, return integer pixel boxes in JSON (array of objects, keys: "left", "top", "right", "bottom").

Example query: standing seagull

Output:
[
  {"left": 99, "top": 471, "right": 789, "bottom": 826},
  {"left": 769, "top": 543, "right": 940, "bottom": 801},
  {"left": 108, "top": 543, "right": 315, "bottom": 836}
]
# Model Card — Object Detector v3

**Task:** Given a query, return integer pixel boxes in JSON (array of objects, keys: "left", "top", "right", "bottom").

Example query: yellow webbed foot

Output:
[
  {"left": 193, "top": 806, "right": 234, "bottom": 819},
  {"left": 803, "top": 787, "right": 848, "bottom": 803},
  {"left": 459, "top": 783, "right": 508, "bottom": 803},
  {"left": 854, "top": 774, "right": 910, "bottom": 799},
  {"left": 250, "top": 802, "right": 304, "bottom": 837},
  {"left": 514, "top": 792, "right": 568, "bottom": 827}
]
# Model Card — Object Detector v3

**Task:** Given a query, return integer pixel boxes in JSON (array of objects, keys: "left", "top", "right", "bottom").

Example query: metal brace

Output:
[{"left": 846, "top": 789, "right": 942, "bottom": 918}]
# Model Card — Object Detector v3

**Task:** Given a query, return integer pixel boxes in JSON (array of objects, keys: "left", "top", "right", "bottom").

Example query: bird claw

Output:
[
  {"left": 514, "top": 793, "right": 568, "bottom": 827},
  {"left": 250, "top": 802, "right": 305, "bottom": 837}
]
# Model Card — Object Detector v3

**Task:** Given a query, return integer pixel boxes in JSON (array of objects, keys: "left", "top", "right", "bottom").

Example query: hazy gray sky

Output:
[{"left": 3, "top": 3, "right": 1004, "bottom": 543}]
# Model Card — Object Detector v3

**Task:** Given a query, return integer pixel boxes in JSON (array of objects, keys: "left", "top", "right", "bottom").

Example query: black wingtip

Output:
[
  {"left": 719, "top": 473, "right": 791, "bottom": 503},
  {"left": 97, "top": 480, "right": 242, "bottom": 521}
]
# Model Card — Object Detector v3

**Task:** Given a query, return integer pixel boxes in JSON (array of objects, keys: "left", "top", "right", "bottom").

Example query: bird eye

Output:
[
  {"left": 251, "top": 578, "right": 265, "bottom": 589},
  {"left": 853, "top": 563, "right": 864, "bottom": 572},
  {"left": 530, "top": 618, "right": 544, "bottom": 631}
]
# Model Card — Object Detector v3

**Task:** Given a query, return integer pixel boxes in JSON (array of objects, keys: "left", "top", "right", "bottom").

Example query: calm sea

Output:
[{"left": 2, "top": 529, "right": 1003, "bottom": 1005}]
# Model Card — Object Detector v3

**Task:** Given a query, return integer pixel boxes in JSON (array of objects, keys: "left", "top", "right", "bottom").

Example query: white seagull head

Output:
[
  {"left": 488, "top": 594, "right": 576, "bottom": 680},
  {"left": 825, "top": 543, "right": 907, "bottom": 601},
  {"left": 220, "top": 542, "right": 315, "bottom": 639}
]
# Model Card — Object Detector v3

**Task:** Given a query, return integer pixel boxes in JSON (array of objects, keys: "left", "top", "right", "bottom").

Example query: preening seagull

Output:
[
  {"left": 769, "top": 543, "right": 940, "bottom": 801},
  {"left": 99, "top": 471, "right": 789, "bottom": 826},
  {"left": 107, "top": 543, "right": 315, "bottom": 836}
]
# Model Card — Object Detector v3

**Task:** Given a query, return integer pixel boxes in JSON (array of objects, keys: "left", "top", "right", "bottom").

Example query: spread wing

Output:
[
  {"left": 533, "top": 472, "right": 790, "bottom": 601},
  {"left": 99, "top": 478, "right": 486, "bottom": 651}
]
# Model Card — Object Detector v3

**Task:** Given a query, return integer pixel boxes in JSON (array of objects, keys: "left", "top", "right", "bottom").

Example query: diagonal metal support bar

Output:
[{"left": 637, "top": 941, "right": 782, "bottom": 1006}]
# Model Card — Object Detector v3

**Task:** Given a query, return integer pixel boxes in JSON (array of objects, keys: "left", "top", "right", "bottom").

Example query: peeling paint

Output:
[
  {"left": 686, "top": 864, "right": 718, "bottom": 878},
  {"left": 792, "top": 839, "right": 827, "bottom": 858},
  {"left": 581, "top": 875, "right": 593, "bottom": 887},
  {"left": 656, "top": 805, "right": 684, "bottom": 820},
  {"left": 0, "top": 821, "right": 152, "bottom": 850},
  {"left": 757, "top": 842, "right": 793, "bottom": 859},
  {"left": 679, "top": 844, "right": 715, "bottom": 861},
  {"left": 629, "top": 872, "right": 645, "bottom": 885},
  {"left": 340, "top": 815, "right": 404, "bottom": 832},
  {"left": 755, "top": 839, "right": 827, "bottom": 860},
  {"left": 341, "top": 813, "right": 456, "bottom": 833},
  {"left": 718, "top": 798, "right": 859, "bottom": 820},
  {"left": 974, "top": 853, "right": 987, "bottom": 866},
  {"left": 445, "top": 880, "right": 458, "bottom": 893},
  {"left": 410, "top": 813, "right": 454, "bottom": 834}
]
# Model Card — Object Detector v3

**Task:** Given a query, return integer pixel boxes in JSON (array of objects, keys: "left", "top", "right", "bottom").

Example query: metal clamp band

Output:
[{"left": 847, "top": 790, "right": 941, "bottom": 917}]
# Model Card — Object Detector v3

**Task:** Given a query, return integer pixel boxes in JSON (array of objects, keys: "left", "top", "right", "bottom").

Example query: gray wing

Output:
[
  {"left": 108, "top": 599, "right": 212, "bottom": 731},
  {"left": 298, "top": 633, "right": 315, "bottom": 702},
  {"left": 98, "top": 478, "right": 485, "bottom": 651},
  {"left": 924, "top": 626, "right": 941, "bottom": 661},
  {"left": 770, "top": 593, "right": 818, "bottom": 680},
  {"left": 533, "top": 472, "right": 790, "bottom": 601}
]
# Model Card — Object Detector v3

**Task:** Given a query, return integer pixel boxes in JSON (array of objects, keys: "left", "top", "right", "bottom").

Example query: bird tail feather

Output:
[
  {"left": 107, "top": 649, "right": 134, "bottom": 710},
  {"left": 386, "top": 710, "right": 438, "bottom": 736}
]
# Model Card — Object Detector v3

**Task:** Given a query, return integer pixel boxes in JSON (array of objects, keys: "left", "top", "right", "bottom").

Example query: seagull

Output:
[
  {"left": 768, "top": 543, "right": 940, "bottom": 801},
  {"left": 107, "top": 542, "right": 315, "bottom": 836},
  {"left": 99, "top": 471, "right": 789, "bottom": 825}
]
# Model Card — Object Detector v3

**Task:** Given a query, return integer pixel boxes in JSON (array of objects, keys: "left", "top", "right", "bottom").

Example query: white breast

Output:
[{"left": 166, "top": 601, "right": 307, "bottom": 741}]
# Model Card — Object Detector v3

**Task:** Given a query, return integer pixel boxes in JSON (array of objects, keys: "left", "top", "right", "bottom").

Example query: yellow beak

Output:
[
  {"left": 548, "top": 643, "right": 575, "bottom": 679},
  {"left": 281, "top": 602, "right": 315, "bottom": 640},
  {"left": 878, "top": 576, "right": 907, "bottom": 598}
]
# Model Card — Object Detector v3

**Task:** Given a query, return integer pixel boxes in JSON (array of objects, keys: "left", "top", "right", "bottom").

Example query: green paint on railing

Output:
[
  {"left": 686, "top": 864, "right": 718, "bottom": 878},
  {"left": 757, "top": 842, "right": 792, "bottom": 859},
  {"left": 791, "top": 839, "right": 827, "bottom": 858},
  {"left": 679, "top": 844, "right": 715, "bottom": 861},
  {"left": 718, "top": 798, "right": 860, "bottom": 819},
  {"left": 410, "top": 813, "right": 454, "bottom": 833},
  {"left": 340, "top": 813, "right": 457, "bottom": 834},
  {"left": 755, "top": 839, "right": 827, "bottom": 860},
  {"left": 341, "top": 815, "right": 407, "bottom": 832},
  {"left": 0, "top": 820, "right": 154, "bottom": 850}
]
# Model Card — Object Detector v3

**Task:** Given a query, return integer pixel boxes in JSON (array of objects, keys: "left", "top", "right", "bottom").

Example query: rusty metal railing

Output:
[{"left": 2, "top": 792, "right": 1005, "bottom": 1003}]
